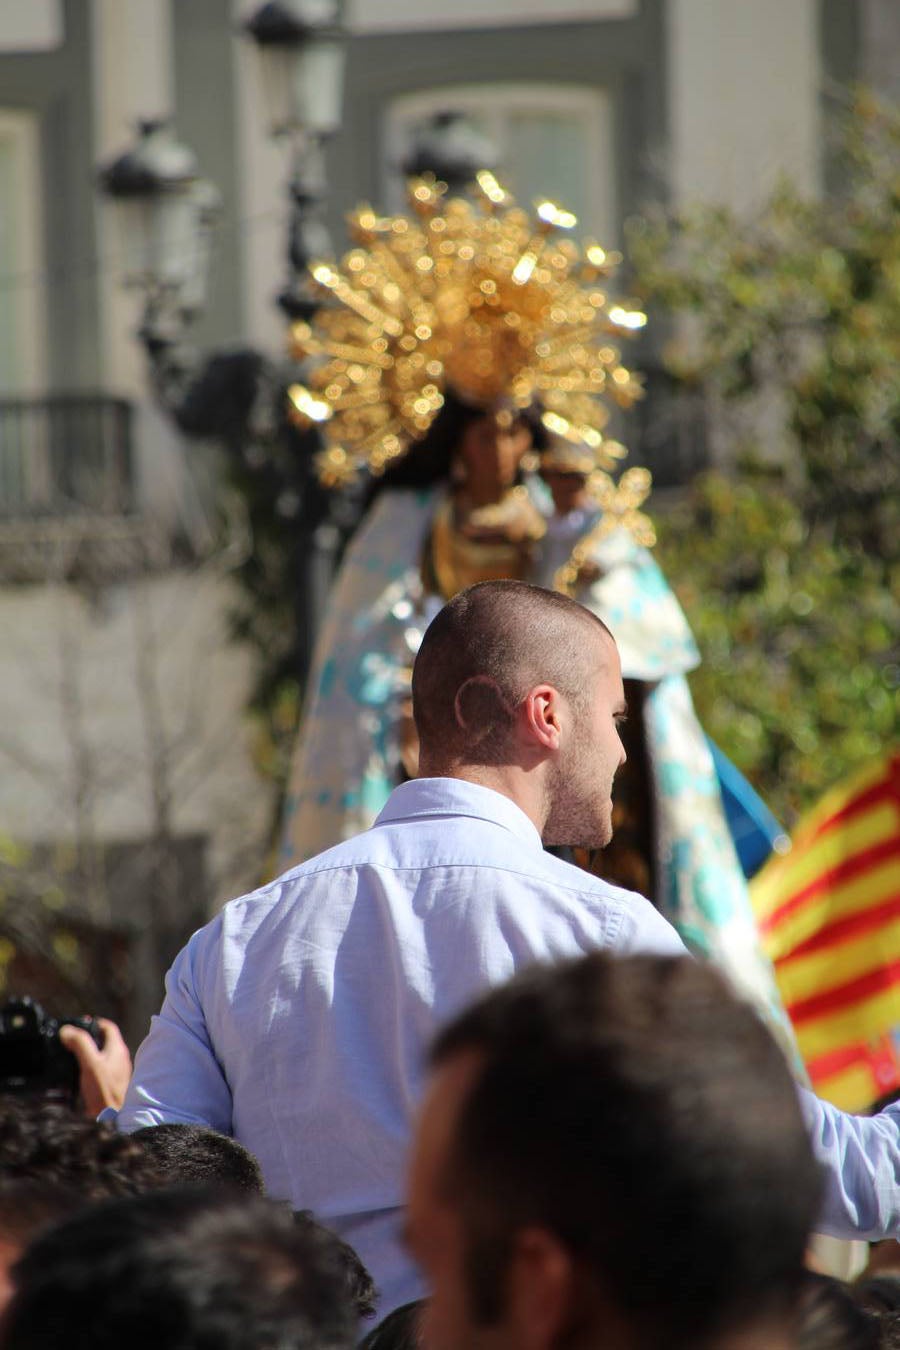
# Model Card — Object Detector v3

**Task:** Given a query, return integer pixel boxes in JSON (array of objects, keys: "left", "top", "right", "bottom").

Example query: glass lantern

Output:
[{"left": 242, "top": 1, "right": 346, "bottom": 139}]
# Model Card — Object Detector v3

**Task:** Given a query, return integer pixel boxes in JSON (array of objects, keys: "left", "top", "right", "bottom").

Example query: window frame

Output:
[
  {"left": 383, "top": 82, "right": 617, "bottom": 245},
  {"left": 0, "top": 108, "right": 47, "bottom": 397}
]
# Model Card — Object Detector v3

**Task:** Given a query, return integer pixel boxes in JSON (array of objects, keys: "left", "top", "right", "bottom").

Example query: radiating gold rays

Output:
[{"left": 287, "top": 176, "right": 648, "bottom": 490}]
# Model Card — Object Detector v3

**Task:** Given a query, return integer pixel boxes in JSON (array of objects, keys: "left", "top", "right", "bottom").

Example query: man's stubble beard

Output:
[{"left": 542, "top": 756, "right": 614, "bottom": 850}]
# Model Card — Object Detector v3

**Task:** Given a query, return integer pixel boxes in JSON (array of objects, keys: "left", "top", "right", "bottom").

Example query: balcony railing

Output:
[{"left": 0, "top": 396, "right": 135, "bottom": 519}]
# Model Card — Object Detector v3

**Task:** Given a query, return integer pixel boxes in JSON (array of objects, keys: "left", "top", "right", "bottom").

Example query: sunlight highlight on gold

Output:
[{"left": 287, "top": 178, "right": 650, "bottom": 490}]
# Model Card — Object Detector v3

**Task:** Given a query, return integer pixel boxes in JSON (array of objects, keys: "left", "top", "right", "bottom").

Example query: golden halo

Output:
[{"left": 287, "top": 175, "right": 648, "bottom": 486}]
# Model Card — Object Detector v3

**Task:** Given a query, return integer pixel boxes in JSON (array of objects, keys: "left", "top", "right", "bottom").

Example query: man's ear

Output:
[
  {"left": 520, "top": 685, "right": 563, "bottom": 752},
  {"left": 504, "top": 1227, "right": 574, "bottom": 1350}
]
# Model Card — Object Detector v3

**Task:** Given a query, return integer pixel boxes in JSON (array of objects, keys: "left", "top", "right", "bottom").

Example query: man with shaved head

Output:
[
  {"left": 117, "top": 581, "right": 680, "bottom": 1310},
  {"left": 413, "top": 582, "right": 624, "bottom": 850},
  {"left": 117, "top": 580, "right": 900, "bottom": 1320}
]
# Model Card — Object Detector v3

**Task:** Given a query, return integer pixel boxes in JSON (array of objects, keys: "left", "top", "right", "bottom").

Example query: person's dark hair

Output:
[
  {"left": 853, "top": 1274, "right": 900, "bottom": 1316},
  {"left": 0, "top": 1188, "right": 360, "bottom": 1350},
  {"left": 429, "top": 953, "right": 822, "bottom": 1350},
  {"left": 130, "top": 1124, "right": 265, "bottom": 1194},
  {"left": 795, "top": 1272, "right": 882, "bottom": 1350},
  {"left": 0, "top": 1099, "right": 162, "bottom": 1200},
  {"left": 367, "top": 392, "right": 546, "bottom": 497},
  {"left": 292, "top": 1211, "right": 377, "bottom": 1321},
  {"left": 412, "top": 580, "right": 611, "bottom": 768},
  {"left": 879, "top": 1311, "right": 900, "bottom": 1348},
  {"left": 357, "top": 1300, "right": 423, "bottom": 1350}
]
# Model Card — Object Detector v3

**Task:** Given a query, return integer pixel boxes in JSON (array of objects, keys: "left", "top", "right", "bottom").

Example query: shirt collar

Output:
[{"left": 374, "top": 778, "right": 544, "bottom": 851}]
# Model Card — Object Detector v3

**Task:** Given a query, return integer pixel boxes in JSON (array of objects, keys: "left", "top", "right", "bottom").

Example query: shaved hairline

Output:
[{"left": 412, "top": 582, "right": 616, "bottom": 768}]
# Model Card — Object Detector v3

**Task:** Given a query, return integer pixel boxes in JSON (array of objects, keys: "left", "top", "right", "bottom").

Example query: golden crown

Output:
[{"left": 287, "top": 173, "right": 649, "bottom": 490}]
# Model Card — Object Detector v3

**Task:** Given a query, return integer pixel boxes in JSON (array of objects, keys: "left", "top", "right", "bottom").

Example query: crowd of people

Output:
[
  {"left": 3, "top": 580, "right": 900, "bottom": 1348},
  {"left": 3, "top": 955, "right": 900, "bottom": 1348}
]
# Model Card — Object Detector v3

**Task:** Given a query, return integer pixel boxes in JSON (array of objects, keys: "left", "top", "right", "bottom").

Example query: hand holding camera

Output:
[
  {"left": 0, "top": 998, "right": 132, "bottom": 1115},
  {"left": 59, "top": 1016, "right": 133, "bottom": 1116}
]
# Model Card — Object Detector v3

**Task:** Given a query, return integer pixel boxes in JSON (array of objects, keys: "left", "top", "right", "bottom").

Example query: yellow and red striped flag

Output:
[{"left": 750, "top": 749, "right": 900, "bottom": 1111}]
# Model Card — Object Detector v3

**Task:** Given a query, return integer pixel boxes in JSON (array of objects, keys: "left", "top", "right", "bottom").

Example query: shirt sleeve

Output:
[
  {"left": 116, "top": 926, "right": 233, "bottom": 1134},
  {"left": 800, "top": 1088, "right": 900, "bottom": 1239},
  {"left": 612, "top": 892, "right": 689, "bottom": 957}
]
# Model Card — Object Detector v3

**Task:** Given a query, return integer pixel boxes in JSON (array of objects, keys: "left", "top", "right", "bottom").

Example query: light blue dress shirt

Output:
[{"left": 117, "top": 778, "right": 900, "bottom": 1315}]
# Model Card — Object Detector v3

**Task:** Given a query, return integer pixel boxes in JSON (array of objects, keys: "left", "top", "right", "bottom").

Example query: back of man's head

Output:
[
  {"left": 0, "top": 1188, "right": 359, "bottom": 1350},
  {"left": 293, "top": 1211, "right": 377, "bottom": 1322},
  {"left": 130, "top": 1123, "right": 265, "bottom": 1194},
  {"left": 794, "top": 1273, "right": 881, "bottom": 1350},
  {"left": 412, "top": 580, "right": 609, "bottom": 771},
  {"left": 0, "top": 1099, "right": 162, "bottom": 1200},
  {"left": 426, "top": 953, "right": 822, "bottom": 1350}
]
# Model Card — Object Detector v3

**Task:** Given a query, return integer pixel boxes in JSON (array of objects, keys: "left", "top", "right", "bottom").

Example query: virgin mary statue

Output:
[{"left": 277, "top": 173, "right": 796, "bottom": 1059}]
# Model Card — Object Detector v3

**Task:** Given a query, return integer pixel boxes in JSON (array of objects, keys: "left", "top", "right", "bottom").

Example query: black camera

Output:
[{"left": 0, "top": 997, "right": 102, "bottom": 1104}]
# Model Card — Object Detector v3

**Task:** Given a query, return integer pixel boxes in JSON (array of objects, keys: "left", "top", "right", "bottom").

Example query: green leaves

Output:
[
  {"left": 654, "top": 470, "right": 898, "bottom": 824},
  {"left": 630, "top": 93, "right": 900, "bottom": 824}
]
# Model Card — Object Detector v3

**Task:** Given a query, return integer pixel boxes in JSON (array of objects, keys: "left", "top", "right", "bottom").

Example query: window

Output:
[{"left": 384, "top": 83, "right": 617, "bottom": 245}]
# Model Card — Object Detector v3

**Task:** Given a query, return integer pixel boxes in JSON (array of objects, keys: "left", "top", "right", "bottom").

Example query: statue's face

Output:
[{"left": 458, "top": 414, "right": 532, "bottom": 489}]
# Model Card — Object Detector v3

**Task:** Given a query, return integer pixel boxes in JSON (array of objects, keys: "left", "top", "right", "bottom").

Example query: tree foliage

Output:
[
  {"left": 652, "top": 469, "right": 898, "bottom": 823},
  {"left": 628, "top": 92, "right": 900, "bottom": 823}
]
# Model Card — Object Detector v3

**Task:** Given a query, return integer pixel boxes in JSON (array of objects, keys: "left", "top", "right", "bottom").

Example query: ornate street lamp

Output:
[
  {"left": 237, "top": 0, "right": 351, "bottom": 668},
  {"left": 98, "top": 120, "right": 222, "bottom": 359},
  {"left": 243, "top": 1, "right": 347, "bottom": 320},
  {"left": 242, "top": 1, "right": 346, "bottom": 140},
  {"left": 96, "top": 12, "right": 350, "bottom": 684}
]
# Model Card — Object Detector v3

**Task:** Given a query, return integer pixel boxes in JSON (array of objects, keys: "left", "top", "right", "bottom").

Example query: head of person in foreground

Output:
[
  {"left": 0, "top": 1188, "right": 360, "bottom": 1350},
  {"left": 412, "top": 580, "right": 627, "bottom": 848},
  {"left": 406, "top": 952, "right": 822, "bottom": 1350}
]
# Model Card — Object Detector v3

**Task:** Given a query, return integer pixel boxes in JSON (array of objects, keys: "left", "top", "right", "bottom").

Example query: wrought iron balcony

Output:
[{"left": 0, "top": 396, "right": 156, "bottom": 583}]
